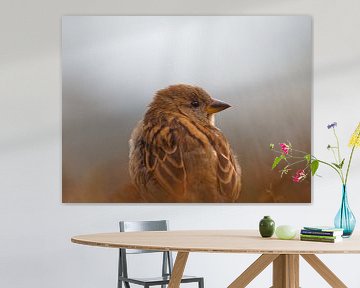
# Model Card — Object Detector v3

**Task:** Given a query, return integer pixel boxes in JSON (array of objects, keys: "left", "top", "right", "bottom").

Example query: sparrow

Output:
[{"left": 129, "top": 84, "right": 241, "bottom": 202}]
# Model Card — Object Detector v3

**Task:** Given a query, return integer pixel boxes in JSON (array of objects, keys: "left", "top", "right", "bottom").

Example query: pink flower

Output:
[
  {"left": 279, "top": 143, "right": 290, "bottom": 155},
  {"left": 292, "top": 169, "right": 306, "bottom": 183}
]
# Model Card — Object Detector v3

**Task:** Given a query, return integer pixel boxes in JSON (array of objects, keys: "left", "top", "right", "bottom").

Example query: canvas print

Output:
[{"left": 62, "top": 16, "right": 312, "bottom": 203}]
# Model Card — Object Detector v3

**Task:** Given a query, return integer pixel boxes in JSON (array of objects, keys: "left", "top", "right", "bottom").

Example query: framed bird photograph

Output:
[{"left": 62, "top": 16, "right": 312, "bottom": 203}]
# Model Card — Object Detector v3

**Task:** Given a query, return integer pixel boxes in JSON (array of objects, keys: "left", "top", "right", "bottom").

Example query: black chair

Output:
[{"left": 118, "top": 220, "right": 204, "bottom": 288}]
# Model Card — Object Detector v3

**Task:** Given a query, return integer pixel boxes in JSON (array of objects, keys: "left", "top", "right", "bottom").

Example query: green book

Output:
[
  {"left": 300, "top": 234, "right": 339, "bottom": 240},
  {"left": 300, "top": 236, "right": 342, "bottom": 243}
]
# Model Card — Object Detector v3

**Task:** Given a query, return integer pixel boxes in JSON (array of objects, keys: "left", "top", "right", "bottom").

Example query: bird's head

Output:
[{"left": 147, "top": 84, "right": 231, "bottom": 125}]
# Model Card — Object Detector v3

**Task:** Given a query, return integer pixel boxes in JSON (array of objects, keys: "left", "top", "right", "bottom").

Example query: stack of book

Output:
[{"left": 300, "top": 226, "right": 344, "bottom": 243}]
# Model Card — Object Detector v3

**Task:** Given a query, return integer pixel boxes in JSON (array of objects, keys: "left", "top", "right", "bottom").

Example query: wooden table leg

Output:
[
  {"left": 168, "top": 252, "right": 189, "bottom": 288},
  {"left": 288, "top": 254, "right": 299, "bottom": 288},
  {"left": 301, "top": 254, "right": 347, "bottom": 288},
  {"left": 228, "top": 254, "right": 279, "bottom": 288},
  {"left": 272, "top": 254, "right": 299, "bottom": 288}
]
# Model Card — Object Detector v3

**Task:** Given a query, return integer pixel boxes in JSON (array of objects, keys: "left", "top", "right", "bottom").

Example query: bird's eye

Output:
[{"left": 191, "top": 100, "right": 200, "bottom": 108}]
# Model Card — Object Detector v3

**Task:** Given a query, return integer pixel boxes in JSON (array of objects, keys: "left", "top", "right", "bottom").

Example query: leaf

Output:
[
  {"left": 332, "top": 159, "right": 345, "bottom": 169},
  {"left": 339, "top": 158, "right": 345, "bottom": 169},
  {"left": 332, "top": 162, "right": 341, "bottom": 169},
  {"left": 310, "top": 160, "right": 319, "bottom": 176},
  {"left": 304, "top": 154, "right": 311, "bottom": 164},
  {"left": 272, "top": 155, "right": 285, "bottom": 169}
]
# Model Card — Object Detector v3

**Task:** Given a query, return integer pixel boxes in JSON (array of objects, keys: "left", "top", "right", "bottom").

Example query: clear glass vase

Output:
[{"left": 334, "top": 185, "right": 356, "bottom": 237}]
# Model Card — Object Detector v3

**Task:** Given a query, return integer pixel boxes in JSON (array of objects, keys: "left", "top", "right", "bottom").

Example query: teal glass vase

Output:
[{"left": 334, "top": 185, "right": 356, "bottom": 237}]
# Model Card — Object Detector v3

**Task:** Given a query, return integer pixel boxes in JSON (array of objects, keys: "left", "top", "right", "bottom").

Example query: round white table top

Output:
[{"left": 71, "top": 230, "right": 360, "bottom": 254}]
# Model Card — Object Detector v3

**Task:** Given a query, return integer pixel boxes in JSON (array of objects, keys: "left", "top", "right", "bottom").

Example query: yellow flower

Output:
[{"left": 349, "top": 122, "right": 360, "bottom": 147}]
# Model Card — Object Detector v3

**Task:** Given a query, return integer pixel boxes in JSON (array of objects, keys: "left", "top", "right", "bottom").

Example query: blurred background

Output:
[{"left": 62, "top": 16, "right": 312, "bottom": 202}]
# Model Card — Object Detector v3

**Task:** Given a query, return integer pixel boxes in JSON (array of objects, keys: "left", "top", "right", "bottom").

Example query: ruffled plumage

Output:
[{"left": 129, "top": 84, "right": 241, "bottom": 202}]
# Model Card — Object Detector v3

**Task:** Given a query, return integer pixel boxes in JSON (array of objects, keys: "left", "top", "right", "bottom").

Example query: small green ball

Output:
[{"left": 275, "top": 225, "right": 297, "bottom": 240}]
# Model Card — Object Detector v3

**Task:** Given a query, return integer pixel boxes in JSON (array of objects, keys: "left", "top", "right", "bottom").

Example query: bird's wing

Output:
[
  {"left": 189, "top": 122, "right": 241, "bottom": 202},
  {"left": 211, "top": 131, "right": 241, "bottom": 201},
  {"left": 143, "top": 120, "right": 187, "bottom": 196}
]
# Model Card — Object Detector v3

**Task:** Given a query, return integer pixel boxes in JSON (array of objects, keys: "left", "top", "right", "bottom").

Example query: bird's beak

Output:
[{"left": 206, "top": 99, "right": 231, "bottom": 114}]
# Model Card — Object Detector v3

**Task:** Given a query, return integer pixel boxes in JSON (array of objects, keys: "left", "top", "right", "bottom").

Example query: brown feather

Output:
[{"left": 129, "top": 84, "right": 241, "bottom": 202}]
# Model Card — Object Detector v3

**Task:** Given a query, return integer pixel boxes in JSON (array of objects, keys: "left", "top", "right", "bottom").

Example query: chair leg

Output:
[
  {"left": 118, "top": 249, "right": 122, "bottom": 288},
  {"left": 198, "top": 278, "right": 204, "bottom": 288}
]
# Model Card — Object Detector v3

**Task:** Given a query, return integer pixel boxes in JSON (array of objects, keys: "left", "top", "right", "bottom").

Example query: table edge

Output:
[{"left": 71, "top": 236, "right": 360, "bottom": 254}]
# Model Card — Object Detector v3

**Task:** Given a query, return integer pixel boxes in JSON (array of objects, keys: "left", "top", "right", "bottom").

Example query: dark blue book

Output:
[{"left": 301, "top": 226, "right": 343, "bottom": 237}]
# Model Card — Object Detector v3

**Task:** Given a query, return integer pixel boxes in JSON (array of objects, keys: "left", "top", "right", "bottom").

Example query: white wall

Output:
[{"left": 1, "top": 0, "right": 360, "bottom": 287}]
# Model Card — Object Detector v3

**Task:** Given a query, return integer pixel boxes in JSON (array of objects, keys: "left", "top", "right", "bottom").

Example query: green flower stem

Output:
[
  {"left": 345, "top": 130, "right": 360, "bottom": 185},
  {"left": 345, "top": 145, "right": 356, "bottom": 185},
  {"left": 284, "top": 159, "right": 307, "bottom": 168},
  {"left": 290, "top": 148, "right": 308, "bottom": 155},
  {"left": 330, "top": 148, "right": 338, "bottom": 164},
  {"left": 333, "top": 128, "right": 342, "bottom": 162},
  {"left": 332, "top": 128, "right": 345, "bottom": 180},
  {"left": 272, "top": 150, "right": 306, "bottom": 159},
  {"left": 272, "top": 147, "right": 344, "bottom": 183},
  {"left": 315, "top": 159, "right": 344, "bottom": 184}
]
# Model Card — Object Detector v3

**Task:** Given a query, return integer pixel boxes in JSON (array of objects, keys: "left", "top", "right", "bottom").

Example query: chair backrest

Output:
[
  {"left": 119, "top": 220, "right": 169, "bottom": 254},
  {"left": 120, "top": 220, "right": 168, "bottom": 232},
  {"left": 118, "top": 220, "right": 174, "bottom": 283}
]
